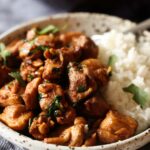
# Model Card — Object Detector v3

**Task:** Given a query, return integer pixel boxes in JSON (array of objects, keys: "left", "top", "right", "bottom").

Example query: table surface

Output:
[{"left": 0, "top": 0, "right": 149, "bottom": 149}]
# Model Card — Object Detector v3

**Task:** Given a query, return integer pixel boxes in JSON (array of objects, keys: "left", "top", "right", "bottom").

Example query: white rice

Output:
[{"left": 92, "top": 30, "right": 150, "bottom": 133}]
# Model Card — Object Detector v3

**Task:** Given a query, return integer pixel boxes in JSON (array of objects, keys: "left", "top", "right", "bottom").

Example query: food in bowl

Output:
[{"left": 0, "top": 24, "right": 144, "bottom": 147}]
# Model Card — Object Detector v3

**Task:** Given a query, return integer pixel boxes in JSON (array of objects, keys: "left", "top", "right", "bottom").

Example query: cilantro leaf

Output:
[
  {"left": 123, "top": 84, "right": 149, "bottom": 108},
  {"left": 37, "top": 25, "right": 59, "bottom": 35},
  {"left": 28, "top": 118, "right": 34, "bottom": 127},
  {"left": 47, "top": 95, "right": 62, "bottom": 117},
  {"left": 77, "top": 85, "right": 86, "bottom": 93},
  {"left": 0, "top": 43, "right": 11, "bottom": 65},
  {"left": 108, "top": 55, "right": 118, "bottom": 67},
  {"left": 9, "top": 71, "right": 26, "bottom": 86},
  {"left": 29, "top": 45, "right": 49, "bottom": 55}
]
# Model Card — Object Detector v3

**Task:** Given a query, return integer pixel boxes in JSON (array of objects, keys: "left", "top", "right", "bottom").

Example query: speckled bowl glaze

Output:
[{"left": 0, "top": 13, "right": 150, "bottom": 150}]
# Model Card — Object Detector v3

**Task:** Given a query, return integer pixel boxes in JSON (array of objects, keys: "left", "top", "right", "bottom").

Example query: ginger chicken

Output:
[
  {"left": 0, "top": 104, "right": 33, "bottom": 130},
  {"left": 97, "top": 110, "right": 138, "bottom": 144},
  {"left": 29, "top": 112, "right": 55, "bottom": 140},
  {"left": 0, "top": 80, "right": 24, "bottom": 107},
  {"left": 0, "top": 24, "right": 138, "bottom": 147}
]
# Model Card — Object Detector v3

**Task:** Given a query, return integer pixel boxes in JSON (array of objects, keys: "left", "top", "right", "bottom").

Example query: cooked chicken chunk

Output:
[
  {"left": 56, "top": 106, "right": 76, "bottom": 125},
  {"left": 34, "top": 35, "right": 55, "bottom": 47},
  {"left": 20, "top": 58, "right": 43, "bottom": 82},
  {"left": 0, "top": 104, "right": 33, "bottom": 131},
  {"left": 0, "top": 65, "right": 11, "bottom": 87},
  {"left": 69, "top": 117, "right": 87, "bottom": 147},
  {"left": 82, "top": 59, "right": 109, "bottom": 86},
  {"left": 59, "top": 47, "right": 81, "bottom": 65},
  {"left": 6, "top": 39, "right": 24, "bottom": 56},
  {"left": 26, "top": 28, "right": 37, "bottom": 41},
  {"left": 0, "top": 80, "right": 24, "bottom": 107},
  {"left": 19, "top": 42, "right": 35, "bottom": 59},
  {"left": 23, "top": 77, "right": 41, "bottom": 110},
  {"left": 43, "top": 48, "right": 63, "bottom": 80},
  {"left": 59, "top": 32, "right": 98, "bottom": 59},
  {"left": 29, "top": 112, "right": 55, "bottom": 140},
  {"left": 44, "top": 126, "right": 71, "bottom": 145},
  {"left": 97, "top": 110, "right": 138, "bottom": 144},
  {"left": 68, "top": 62, "right": 97, "bottom": 103},
  {"left": 82, "top": 133, "right": 97, "bottom": 147},
  {"left": 83, "top": 94, "right": 109, "bottom": 117},
  {"left": 44, "top": 117, "right": 87, "bottom": 146},
  {"left": 38, "top": 83, "right": 67, "bottom": 111}
]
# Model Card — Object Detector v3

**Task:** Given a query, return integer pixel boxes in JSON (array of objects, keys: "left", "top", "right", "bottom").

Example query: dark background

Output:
[{"left": 0, "top": 0, "right": 150, "bottom": 149}]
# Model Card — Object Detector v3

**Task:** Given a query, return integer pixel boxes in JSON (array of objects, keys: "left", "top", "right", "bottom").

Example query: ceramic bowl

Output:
[{"left": 0, "top": 13, "right": 149, "bottom": 150}]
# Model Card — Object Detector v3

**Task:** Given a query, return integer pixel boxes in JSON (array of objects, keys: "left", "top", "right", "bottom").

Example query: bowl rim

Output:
[{"left": 0, "top": 12, "right": 150, "bottom": 150}]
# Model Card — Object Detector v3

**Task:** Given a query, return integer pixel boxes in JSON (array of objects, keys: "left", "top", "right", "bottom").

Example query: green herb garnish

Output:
[
  {"left": 38, "top": 93, "right": 42, "bottom": 101},
  {"left": 9, "top": 71, "right": 26, "bottom": 86},
  {"left": 123, "top": 84, "right": 149, "bottom": 108},
  {"left": 28, "top": 118, "right": 34, "bottom": 127},
  {"left": 54, "top": 110, "right": 62, "bottom": 117},
  {"left": 52, "top": 67, "right": 61, "bottom": 73},
  {"left": 77, "top": 85, "right": 86, "bottom": 93},
  {"left": 28, "top": 74, "right": 34, "bottom": 81},
  {"left": 29, "top": 45, "right": 49, "bottom": 55},
  {"left": 108, "top": 55, "right": 118, "bottom": 67},
  {"left": 47, "top": 95, "right": 62, "bottom": 117},
  {"left": 0, "top": 43, "right": 11, "bottom": 65},
  {"left": 37, "top": 25, "right": 59, "bottom": 35}
]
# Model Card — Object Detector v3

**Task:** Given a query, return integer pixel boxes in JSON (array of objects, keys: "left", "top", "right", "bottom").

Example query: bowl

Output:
[{"left": 0, "top": 12, "right": 150, "bottom": 150}]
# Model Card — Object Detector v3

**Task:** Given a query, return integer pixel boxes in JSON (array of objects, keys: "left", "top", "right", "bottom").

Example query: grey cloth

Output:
[{"left": 0, "top": 136, "right": 22, "bottom": 150}]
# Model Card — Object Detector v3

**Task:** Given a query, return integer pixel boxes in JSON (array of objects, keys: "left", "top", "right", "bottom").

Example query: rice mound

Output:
[{"left": 92, "top": 30, "right": 150, "bottom": 133}]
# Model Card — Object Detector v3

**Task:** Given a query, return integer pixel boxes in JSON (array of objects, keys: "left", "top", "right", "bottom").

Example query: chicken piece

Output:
[
  {"left": 44, "top": 117, "right": 87, "bottom": 146},
  {"left": 6, "top": 39, "right": 24, "bottom": 56},
  {"left": 82, "top": 133, "right": 97, "bottom": 147},
  {"left": 29, "top": 112, "right": 55, "bottom": 140},
  {"left": 68, "top": 62, "right": 97, "bottom": 103},
  {"left": 0, "top": 80, "right": 24, "bottom": 107},
  {"left": 38, "top": 83, "right": 67, "bottom": 111},
  {"left": 59, "top": 47, "right": 82, "bottom": 65},
  {"left": 0, "top": 104, "right": 33, "bottom": 131},
  {"left": 83, "top": 94, "right": 109, "bottom": 117},
  {"left": 26, "top": 28, "right": 37, "bottom": 41},
  {"left": 23, "top": 77, "right": 41, "bottom": 110},
  {"left": 6, "top": 39, "right": 24, "bottom": 59},
  {"left": 34, "top": 35, "right": 55, "bottom": 47},
  {"left": 19, "top": 41, "right": 35, "bottom": 59},
  {"left": 82, "top": 59, "right": 109, "bottom": 86},
  {"left": 0, "top": 65, "right": 11, "bottom": 87},
  {"left": 20, "top": 58, "right": 43, "bottom": 82},
  {"left": 97, "top": 110, "right": 138, "bottom": 144},
  {"left": 42, "top": 48, "right": 63, "bottom": 80},
  {"left": 69, "top": 117, "right": 87, "bottom": 147},
  {"left": 44, "top": 126, "right": 71, "bottom": 145},
  {"left": 59, "top": 32, "right": 98, "bottom": 59},
  {"left": 56, "top": 106, "right": 76, "bottom": 125}
]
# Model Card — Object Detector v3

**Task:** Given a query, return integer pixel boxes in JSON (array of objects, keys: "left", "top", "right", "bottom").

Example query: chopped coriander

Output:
[
  {"left": 38, "top": 93, "right": 42, "bottom": 101},
  {"left": 77, "top": 85, "right": 86, "bottom": 93},
  {"left": 28, "top": 118, "right": 34, "bottom": 127},
  {"left": 29, "top": 45, "right": 49, "bottom": 55},
  {"left": 52, "top": 67, "right": 61, "bottom": 73},
  {"left": 47, "top": 95, "right": 62, "bottom": 117},
  {"left": 28, "top": 74, "right": 34, "bottom": 81},
  {"left": 0, "top": 43, "right": 11, "bottom": 65},
  {"left": 108, "top": 55, "right": 118, "bottom": 67},
  {"left": 123, "top": 84, "right": 149, "bottom": 108},
  {"left": 9, "top": 71, "right": 26, "bottom": 86},
  {"left": 54, "top": 110, "right": 62, "bottom": 117},
  {"left": 37, "top": 25, "right": 59, "bottom": 35}
]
